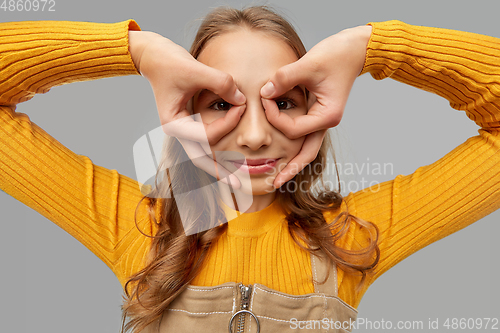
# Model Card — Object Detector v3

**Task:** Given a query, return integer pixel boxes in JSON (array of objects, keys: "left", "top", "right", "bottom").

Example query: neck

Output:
[{"left": 219, "top": 187, "right": 277, "bottom": 214}]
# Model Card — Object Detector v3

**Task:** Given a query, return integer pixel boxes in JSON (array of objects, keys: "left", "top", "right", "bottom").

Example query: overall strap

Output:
[{"left": 310, "top": 251, "right": 338, "bottom": 297}]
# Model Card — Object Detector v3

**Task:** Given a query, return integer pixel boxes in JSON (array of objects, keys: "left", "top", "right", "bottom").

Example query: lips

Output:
[
  {"left": 230, "top": 158, "right": 279, "bottom": 166},
  {"left": 228, "top": 158, "right": 281, "bottom": 175}
]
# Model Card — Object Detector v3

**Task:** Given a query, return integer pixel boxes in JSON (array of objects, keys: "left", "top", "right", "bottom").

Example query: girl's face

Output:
[{"left": 193, "top": 28, "right": 308, "bottom": 202}]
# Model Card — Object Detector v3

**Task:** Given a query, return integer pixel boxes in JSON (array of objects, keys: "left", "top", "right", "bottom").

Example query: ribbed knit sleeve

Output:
[
  {"left": 338, "top": 20, "right": 500, "bottom": 307},
  {"left": 0, "top": 20, "right": 156, "bottom": 287},
  {"left": 0, "top": 20, "right": 141, "bottom": 104}
]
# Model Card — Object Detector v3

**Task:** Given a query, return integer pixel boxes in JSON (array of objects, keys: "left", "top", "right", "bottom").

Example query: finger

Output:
[
  {"left": 195, "top": 64, "right": 246, "bottom": 106},
  {"left": 308, "top": 99, "right": 343, "bottom": 129},
  {"left": 273, "top": 129, "right": 327, "bottom": 188},
  {"left": 261, "top": 97, "right": 295, "bottom": 133},
  {"left": 260, "top": 60, "right": 314, "bottom": 99},
  {"left": 262, "top": 97, "right": 328, "bottom": 139},
  {"left": 205, "top": 105, "right": 246, "bottom": 145},
  {"left": 177, "top": 138, "right": 241, "bottom": 189},
  {"left": 161, "top": 114, "right": 210, "bottom": 143},
  {"left": 161, "top": 105, "right": 244, "bottom": 151}
]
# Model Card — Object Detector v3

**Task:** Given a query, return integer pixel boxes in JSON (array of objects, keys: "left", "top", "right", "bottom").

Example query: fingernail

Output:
[
  {"left": 234, "top": 90, "right": 246, "bottom": 104},
  {"left": 238, "top": 108, "right": 245, "bottom": 117},
  {"left": 261, "top": 98, "right": 270, "bottom": 109},
  {"left": 261, "top": 82, "right": 275, "bottom": 98}
]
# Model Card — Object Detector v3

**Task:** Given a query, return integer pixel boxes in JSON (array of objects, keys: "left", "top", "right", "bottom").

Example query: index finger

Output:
[
  {"left": 261, "top": 97, "right": 328, "bottom": 139},
  {"left": 273, "top": 129, "right": 327, "bottom": 188},
  {"left": 162, "top": 104, "right": 245, "bottom": 147}
]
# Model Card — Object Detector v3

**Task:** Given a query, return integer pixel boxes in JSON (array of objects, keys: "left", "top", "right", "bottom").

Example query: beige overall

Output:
[{"left": 143, "top": 252, "right": 358, "bottom": 333}]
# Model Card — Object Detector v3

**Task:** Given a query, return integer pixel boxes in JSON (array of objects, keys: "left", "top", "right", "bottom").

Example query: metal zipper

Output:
[
  {"left": 228, "top": 284, "right": 260, "bottom": 333},
  {"left": 236, "top": 284, "right": 251, "bottom": 332}
]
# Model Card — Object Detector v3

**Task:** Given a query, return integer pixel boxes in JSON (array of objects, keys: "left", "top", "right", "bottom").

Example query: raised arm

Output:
[
  {"left": 0, "top": 19, "right": 253, "bottom": 287},
  {"left": 0, "top": 20, "right": 141, "bottom": 105},
  {"left": 0, "top": 20, "right": 155, "bottom": 286},
  {"left": 337, "top": 20, "right": 500, "bottom": 306}
]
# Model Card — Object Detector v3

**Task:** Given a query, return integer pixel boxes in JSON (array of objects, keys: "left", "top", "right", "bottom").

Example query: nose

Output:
[{"left": 235, "top": 98, "right": 273, "bottom": 151}]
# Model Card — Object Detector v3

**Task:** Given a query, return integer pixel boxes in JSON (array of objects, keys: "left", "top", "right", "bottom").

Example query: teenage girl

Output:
[{"left": 1, "top": 5, "right": 499, "bottom": 333}]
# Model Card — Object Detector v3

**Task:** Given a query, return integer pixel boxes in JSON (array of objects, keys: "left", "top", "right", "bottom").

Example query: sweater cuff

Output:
[
  {"left": 358, "top": 20, "right": 500, "bottom": 129},
  {"left": 0, "top": 19, "right": 141, "bottom": 105},
  {"left": 359, "top": 20, "right": 408, "bottom": 79}
]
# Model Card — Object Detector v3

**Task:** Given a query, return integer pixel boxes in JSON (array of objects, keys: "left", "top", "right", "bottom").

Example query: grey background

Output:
[{"left": 1, "top": 0, "right": 499, "bottom": 332}]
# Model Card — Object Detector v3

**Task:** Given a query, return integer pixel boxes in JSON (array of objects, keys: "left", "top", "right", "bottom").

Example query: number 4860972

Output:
[{"left": 1, "top": 0, "right": 56, "bottom": 11}]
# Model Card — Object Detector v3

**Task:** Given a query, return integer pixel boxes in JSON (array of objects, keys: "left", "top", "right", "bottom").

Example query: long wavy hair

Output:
[{"left": 120, "top": 5, "right": 379, "bottom": 333}]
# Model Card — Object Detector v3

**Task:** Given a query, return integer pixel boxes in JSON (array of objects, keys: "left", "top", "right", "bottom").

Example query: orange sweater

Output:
[{"left": 0, "top": 19, "right": 499, "bottom": 309}]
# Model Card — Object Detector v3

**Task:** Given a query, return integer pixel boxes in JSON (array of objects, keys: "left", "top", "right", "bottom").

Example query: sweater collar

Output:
[{"left": 220, "top": 198, "right": 285, "bottom": 237}]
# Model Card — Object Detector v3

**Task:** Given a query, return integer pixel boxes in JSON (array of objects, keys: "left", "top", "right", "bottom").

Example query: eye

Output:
[
  {"left": 275, "top": 98, "right": 296, "bottom": 111},
  {"left": 208, "top": 99, "right": 233, "bottom": 111}
]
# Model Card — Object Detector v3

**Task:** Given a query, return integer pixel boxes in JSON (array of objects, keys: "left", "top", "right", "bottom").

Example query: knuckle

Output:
[
  {"left": 289, "top": 131, "right": 303, "bottom": 140},
  {"left": 322, "top": 104, "right": 343, "bottom": 128},
  {"left": 207, "top": 134, "right": 218, "bottom": 146},
  {"left": 331, "top": 118, "right": 341, "bottom": 128},
  {"left": 327, "top": 111, "right": 343, "bottom": 128}
]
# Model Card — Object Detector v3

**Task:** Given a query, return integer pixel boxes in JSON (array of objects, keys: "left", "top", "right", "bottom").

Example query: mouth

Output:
[{"left": 228, "top": 158, "right": 281, "bottom": 175}]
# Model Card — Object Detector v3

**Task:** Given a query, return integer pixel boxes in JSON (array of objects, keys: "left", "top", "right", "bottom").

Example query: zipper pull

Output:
[
  {"left": 229, "top": 284, "right": 259, "bottom": 333},
  {"left": 240, "top": 284, "right": 251, "bottom": 310}
]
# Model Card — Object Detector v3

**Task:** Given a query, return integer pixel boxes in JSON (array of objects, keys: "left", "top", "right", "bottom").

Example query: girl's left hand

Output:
[{"left": 260, "top": 25, "right": 372, "bottom": 188}]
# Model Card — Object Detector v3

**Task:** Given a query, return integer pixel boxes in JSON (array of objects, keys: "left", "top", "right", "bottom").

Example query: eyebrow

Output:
[{"left": 196, "top": 85, "right": 305, "bottom": 101}]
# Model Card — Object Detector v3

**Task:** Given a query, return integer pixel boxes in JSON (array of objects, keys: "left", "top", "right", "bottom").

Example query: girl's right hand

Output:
[{"left": 128, "top": 30, "right": 245, "bottom": 188}]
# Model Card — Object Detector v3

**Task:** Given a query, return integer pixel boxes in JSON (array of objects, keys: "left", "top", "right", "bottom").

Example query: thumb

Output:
[
  {"left": 260, "top": 60, "right": 310, "bottom": 99},
  {"left": 194, "top": 63, "right": 246, "bottom": 106}
]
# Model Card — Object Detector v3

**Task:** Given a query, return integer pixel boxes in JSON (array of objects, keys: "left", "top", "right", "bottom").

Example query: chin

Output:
[
  {"left": 233, "top": 177, "right": 276, "bottom": 196},
  {"left": 250, "top": 186, "right": 276, "bottom": 196}
]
